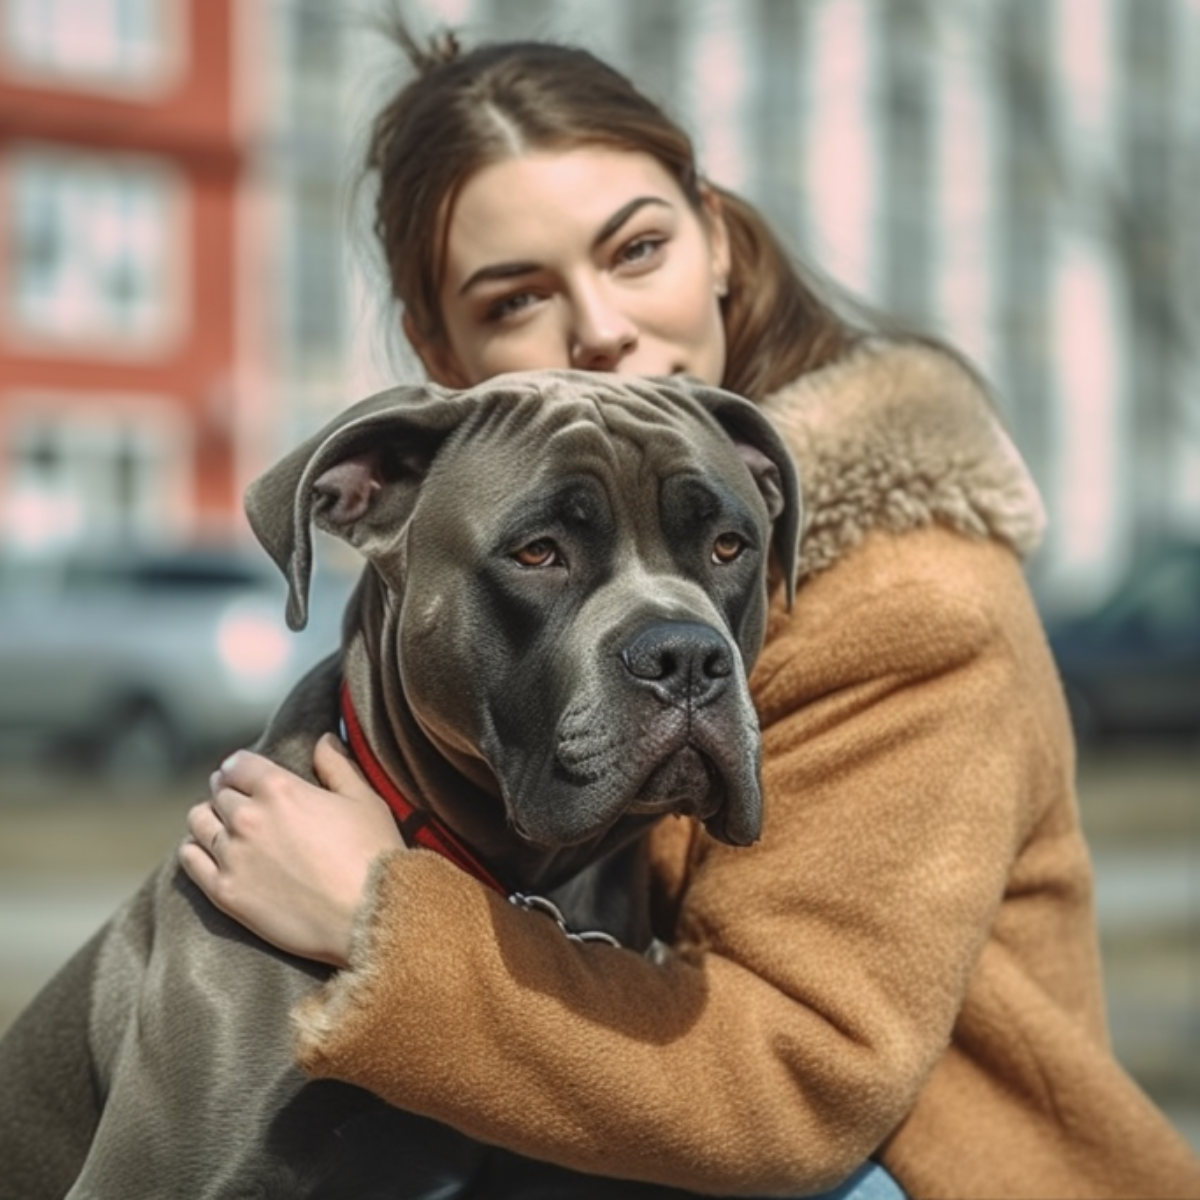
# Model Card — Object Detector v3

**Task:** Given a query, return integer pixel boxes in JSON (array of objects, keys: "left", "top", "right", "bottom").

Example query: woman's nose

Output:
[{"left": 568, "top": 283, "right": 638, "bottom": 371}]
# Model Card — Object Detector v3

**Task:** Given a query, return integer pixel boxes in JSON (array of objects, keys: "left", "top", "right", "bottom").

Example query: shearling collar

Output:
[{"left": 761, "top": 338, "right": 1046, "bottom": 579}]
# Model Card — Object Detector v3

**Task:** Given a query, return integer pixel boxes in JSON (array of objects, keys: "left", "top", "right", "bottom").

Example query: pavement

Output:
[{"left": 0, "top": 743, "right": 1197, "bottom": 1152}]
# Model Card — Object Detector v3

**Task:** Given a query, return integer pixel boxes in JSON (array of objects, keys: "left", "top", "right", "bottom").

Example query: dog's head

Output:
[{"left": 247, "top": 371, "right": 801, "bottom": 851}]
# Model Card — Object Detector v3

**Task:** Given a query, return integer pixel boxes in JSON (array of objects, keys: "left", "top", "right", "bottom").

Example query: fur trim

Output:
[
  {"left": 292, "top": 847, "right": 402, "bottom": 1052},
  {"left": 761, "top": 339, "right": 1046, "bottom": 579}
]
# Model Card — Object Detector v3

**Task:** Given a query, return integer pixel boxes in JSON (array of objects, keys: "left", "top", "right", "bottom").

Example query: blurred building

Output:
[
  {"left": 0, "top": 0, "right": 245, "bottom": 550},
  {"left": 0, "top": 0, "right": 352, "bottom": 556},
  {"left": 2, "top": 0, "right": 1198, "bottom": 613}
]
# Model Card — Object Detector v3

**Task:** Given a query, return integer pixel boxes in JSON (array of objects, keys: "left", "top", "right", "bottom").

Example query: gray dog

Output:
[{"left": 0, "top": 370, "right": 800, "bottom": 1199}]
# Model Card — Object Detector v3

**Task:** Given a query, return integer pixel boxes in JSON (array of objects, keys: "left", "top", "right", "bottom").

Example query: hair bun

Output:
[
  {"left": 430, "top": 30, "right": 461, "bottom": 64},
  {"left": 401, "top": 26, "right": 461, "bottom": 73}
]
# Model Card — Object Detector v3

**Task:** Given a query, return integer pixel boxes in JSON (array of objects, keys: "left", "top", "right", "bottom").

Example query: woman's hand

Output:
[{"left": 179, "top": 734, "right": 404, "bottom": 967}]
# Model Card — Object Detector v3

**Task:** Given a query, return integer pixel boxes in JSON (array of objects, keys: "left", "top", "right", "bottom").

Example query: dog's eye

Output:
[
  {"left": 711, "top": 532, "right": 747, "bottom": 564},
  {"left": 514, "top": 539, "right": 561, "bottom": 568}
]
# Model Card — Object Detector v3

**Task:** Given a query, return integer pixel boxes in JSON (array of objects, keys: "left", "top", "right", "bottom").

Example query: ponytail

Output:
[{"left": 714, "top": 187, "right": 864, "bottom": 400}]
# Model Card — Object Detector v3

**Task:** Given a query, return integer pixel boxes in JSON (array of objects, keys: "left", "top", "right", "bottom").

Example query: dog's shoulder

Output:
[{"left": 254, "top": 653, "right": 343, "bottom": 781}]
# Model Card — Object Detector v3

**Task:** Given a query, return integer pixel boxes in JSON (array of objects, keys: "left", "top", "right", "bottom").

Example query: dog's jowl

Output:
[{"left": 0, "top": 370, "right": 801, "bottom": 1200}]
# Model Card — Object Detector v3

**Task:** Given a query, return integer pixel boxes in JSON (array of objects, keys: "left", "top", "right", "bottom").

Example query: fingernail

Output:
[
  {"left": 209, "top": 770, "right": 221, "bottom": 795},
  {"left": 320, "top": 733, "right": 350, "bottom": 757},
  {"left": 221, "top": 751, "right": 240, "bottom": 773}
]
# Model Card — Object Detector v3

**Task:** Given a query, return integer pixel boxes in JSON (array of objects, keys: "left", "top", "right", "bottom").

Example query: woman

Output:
[{"left": 180, "top": 26, "right": 1200, "bottom": 1200}]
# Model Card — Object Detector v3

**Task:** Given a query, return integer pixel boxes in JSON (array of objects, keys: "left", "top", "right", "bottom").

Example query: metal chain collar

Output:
[{"left": 507, "top": 892, "right": 623, "bottom": 948}]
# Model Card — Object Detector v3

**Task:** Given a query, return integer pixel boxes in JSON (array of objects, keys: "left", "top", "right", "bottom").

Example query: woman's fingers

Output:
[
  {"left": 185, "top": 800, "right": 225, "bottom": 859},
  {"left": 209, "top": 748, "right": 322, "bottom": 834},
  {"left": 313, "top": 734, "right": 382, "bottom": 805},
  {"left": 213, "top": 740, "right": 382, "bottom": 812},
  {"left": 178, "top": 824, "right": 222, "bottom": 896},
  {"left": 179, "top": 802, "right": 234, "bottom": 902},
  {"left": 212, "top": 748, "right": 279, "bottom": 798},
  {"left": 175, "top": 739, "right": 405, "bottom": 967}
]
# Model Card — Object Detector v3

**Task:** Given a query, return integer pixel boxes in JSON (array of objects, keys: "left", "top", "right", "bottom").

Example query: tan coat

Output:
[{"left": 293, "top": 341, "right": 1200, "bottom": 1199}]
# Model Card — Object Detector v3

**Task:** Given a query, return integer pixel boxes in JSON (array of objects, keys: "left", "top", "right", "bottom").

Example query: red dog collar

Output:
[{"left": 338, "top": 683, "right": 508, "bottom": 897}]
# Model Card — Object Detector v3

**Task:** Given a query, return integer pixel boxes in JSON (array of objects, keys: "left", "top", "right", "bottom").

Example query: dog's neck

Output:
[{"left": 343, "top": 572, "right": 659, "bottom": 917}]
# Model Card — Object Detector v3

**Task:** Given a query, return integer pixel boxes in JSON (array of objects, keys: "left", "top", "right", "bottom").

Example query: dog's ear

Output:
[
  {"left": 245, "top": 383, "right": 473, "bottom": 630},
  {"left": 667, "top": 379, "right": 804, "bottom": 608}
]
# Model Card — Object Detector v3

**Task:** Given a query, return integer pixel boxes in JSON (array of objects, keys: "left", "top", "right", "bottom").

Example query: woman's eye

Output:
[
  {"left": 513, "top": 539, "right": 561, "bottom": 568},
  {"left": 616, "top": 235, "right": 666, "bottom": 270},
  {"left": 487, "top": 290, "right": 540, "bottom": 322},
  {"left": 711, "top": 532, "right": 747, "bottom": 564}
]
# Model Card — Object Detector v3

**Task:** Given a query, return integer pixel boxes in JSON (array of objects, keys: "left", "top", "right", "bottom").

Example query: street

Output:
[{"left": 1, "top": 744, "right": 1197, "bottom": 1150}]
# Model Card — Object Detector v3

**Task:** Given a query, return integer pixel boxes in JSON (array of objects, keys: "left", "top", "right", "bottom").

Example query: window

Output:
[
  {"left": 2, "top": 0, "right": 179, "bottom": 92},
  {"left": 1, "top": 406, "right": 189, "bottom": 552},
  {"left": 8, "top": 148, "right": 182, "bottom": 349}
]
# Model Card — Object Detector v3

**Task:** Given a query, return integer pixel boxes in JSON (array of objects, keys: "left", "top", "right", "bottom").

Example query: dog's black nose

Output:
[{"left": 621, "top": 621, "right": 733, "bottom": 706}]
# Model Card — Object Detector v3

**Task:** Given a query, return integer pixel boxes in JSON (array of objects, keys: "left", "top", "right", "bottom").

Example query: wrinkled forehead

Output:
[{"left": 430, "top": 375, "right": 745, "bottom": 508}]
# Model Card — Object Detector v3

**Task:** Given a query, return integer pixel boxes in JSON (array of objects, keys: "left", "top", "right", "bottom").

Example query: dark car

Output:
[
  {"left": 0, "top": 542, "right": 355, "bottom": 779},
  {"left": 1045, "top": 539, "right": 1200, "bottom": 743}
]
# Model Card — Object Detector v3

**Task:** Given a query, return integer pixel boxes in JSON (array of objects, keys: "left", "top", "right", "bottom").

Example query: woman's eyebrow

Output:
[
  {"left": 591, "top": 196, "right": 672, "bottom": 248},
  {"left": 459, "top": 260, "right": 540, "bottom": 295},
  {"left": 457, "top": 196, "right": 673, "bottom": 296}
]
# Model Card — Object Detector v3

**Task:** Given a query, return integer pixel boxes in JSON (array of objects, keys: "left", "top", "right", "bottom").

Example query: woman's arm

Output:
[{"left": 288, "top": 530, "right": 1049, "bottom": 1196}]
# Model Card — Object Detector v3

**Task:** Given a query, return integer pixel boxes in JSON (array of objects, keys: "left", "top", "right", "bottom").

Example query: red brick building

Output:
[{"left": 0, "top": 0, "right": 265, "bottom": 552}]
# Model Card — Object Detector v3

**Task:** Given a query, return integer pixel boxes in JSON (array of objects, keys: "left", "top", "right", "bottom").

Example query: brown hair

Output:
[{"left": 364, "top": 25, "right": 865, "bottom": 400}]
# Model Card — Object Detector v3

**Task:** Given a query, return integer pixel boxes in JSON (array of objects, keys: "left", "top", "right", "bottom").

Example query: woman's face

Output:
[{"left": 415, "top": 147, "right": 731, "bottom": 388}]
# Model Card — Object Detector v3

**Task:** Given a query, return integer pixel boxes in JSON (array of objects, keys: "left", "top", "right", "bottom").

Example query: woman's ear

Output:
[
  {"left": 699, "top": 183, "right": 732, "bottom": 295},
  {"left": 402, "top": 311, "right": 470, "bottom": 389}
]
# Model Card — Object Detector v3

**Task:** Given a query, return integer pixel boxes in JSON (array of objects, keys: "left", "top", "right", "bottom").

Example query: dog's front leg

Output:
[{"left": 0, "top": 924, "right": 107, "bottom": 1199}]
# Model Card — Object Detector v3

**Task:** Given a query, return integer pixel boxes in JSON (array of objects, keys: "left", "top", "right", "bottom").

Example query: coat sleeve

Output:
[{"left": 292, "top": 529, "right": 1049, "bottom": 1196}]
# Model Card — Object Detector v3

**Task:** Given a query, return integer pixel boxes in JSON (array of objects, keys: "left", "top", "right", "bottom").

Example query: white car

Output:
[{"left": 0, "top": 544, "right": 355, "bottom": 781}]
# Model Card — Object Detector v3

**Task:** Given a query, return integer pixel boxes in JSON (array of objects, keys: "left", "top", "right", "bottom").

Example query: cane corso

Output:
[{"left": 0, "top": 370, "right": 801, "bottom": 1199}]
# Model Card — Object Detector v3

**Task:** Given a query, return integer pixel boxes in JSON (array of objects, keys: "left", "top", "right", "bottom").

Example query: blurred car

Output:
[
  {"left": 0, "top": 543, "right": 356, "bottom": 779},
  {"left": 1045, "top": 539, "right": 1200, "bottom": 743}
]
